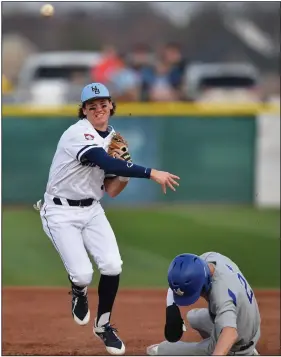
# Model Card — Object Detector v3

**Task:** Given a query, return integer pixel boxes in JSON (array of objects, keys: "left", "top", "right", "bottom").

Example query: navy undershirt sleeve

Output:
[{"left": 81, "top": 147, "right": 151, "bottom": 179}]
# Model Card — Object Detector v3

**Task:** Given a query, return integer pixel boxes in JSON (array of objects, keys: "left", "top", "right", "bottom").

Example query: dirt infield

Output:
[{"left": 2, "top": 288, "right": 280, "bottom": 356}]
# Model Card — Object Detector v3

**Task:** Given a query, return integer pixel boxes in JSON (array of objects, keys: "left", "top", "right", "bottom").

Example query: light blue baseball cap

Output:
[{"left": 81, "top": 82, "right": 111, "bottom": 103}]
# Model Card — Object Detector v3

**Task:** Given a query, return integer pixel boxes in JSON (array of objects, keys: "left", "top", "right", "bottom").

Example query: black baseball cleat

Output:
[
  {"left": 93, "top": 318, "right": 125, "bottom": 355},
  {"left": 69, "top": 286, "right": 90, "bottom": 326}
]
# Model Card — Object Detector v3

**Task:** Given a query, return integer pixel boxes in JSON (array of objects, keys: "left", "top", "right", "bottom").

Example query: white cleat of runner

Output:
[
  {"left": 252, "top": 348, "right": 260, "bottom": 356},
  {"left": 147, "top": 344, "right": 159, "bottom": 356}
]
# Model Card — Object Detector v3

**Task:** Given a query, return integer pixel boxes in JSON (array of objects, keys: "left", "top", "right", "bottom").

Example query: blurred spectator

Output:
[
  {"left": 128, "top": 44, "right": 155, "bottom": 101},
  {"left": 107, "top": 54, "right": 141, "bottom": 101},
  {"left": 161, "top": 42, "right": 188, "bottom": 97},
  {"left": 91, "top": 45, "right": 140, "bottom": 101},
  {"left": 148, "top": 60, "right": 179, "bottom": 102},
  {"left": 91, "top": 45, "right": 123, "bottom": 85}
]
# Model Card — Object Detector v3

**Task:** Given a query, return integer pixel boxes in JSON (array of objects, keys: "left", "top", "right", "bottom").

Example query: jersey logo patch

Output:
[
  {"left": 174, "top": 288, "right": 184, "bottom": 296},
  {"left": 84, "top": 133, "right": 95, "bottom": 140}
]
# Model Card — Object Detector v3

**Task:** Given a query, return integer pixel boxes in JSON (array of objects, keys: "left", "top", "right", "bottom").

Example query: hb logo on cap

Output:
[{"left": 91, "top": 86, "right": 100, "bottom": 94}]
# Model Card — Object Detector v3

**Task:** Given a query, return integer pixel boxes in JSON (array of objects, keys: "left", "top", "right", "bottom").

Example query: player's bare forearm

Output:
[
  {"left": 104, "top": 177, "right": 129, "bottom": 198},
  {"left": 212, "top": 327, "right": 238, "bottom": 356}
]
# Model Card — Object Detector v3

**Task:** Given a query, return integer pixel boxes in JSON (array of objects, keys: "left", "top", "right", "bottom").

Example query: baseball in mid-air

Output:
[{"left": 40, "top": 4, "right": 54, "bottom": 17}]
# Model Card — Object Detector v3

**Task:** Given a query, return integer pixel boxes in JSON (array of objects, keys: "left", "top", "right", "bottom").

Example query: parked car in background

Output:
[
  {"left": 13, "top": 51, "right": 103, "bottom": 105},
  {"left": 184, "top": 62, "right": 261, "bottom": 102}
]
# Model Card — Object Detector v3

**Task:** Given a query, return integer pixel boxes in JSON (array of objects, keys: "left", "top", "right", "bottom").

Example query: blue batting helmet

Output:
[
  {"left": 81, "top": 82, "right": 111, "bottom": 103},
  {"left": 167, "top": 254, "right": 212, "bottom": 306}
]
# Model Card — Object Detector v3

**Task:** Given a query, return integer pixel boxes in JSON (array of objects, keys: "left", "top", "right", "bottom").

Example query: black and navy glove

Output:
[{"left": 164, "top": 303, "right": 186, "bottom": 342}]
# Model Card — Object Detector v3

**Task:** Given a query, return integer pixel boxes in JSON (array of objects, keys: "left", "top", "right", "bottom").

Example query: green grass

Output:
[{"left": 2, "top": 206, "right": 280, "bottom": 288}]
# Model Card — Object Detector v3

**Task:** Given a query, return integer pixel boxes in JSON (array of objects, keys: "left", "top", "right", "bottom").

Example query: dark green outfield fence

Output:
[{"left": 2, "top": 113, "right": 256, "bottom": 205}]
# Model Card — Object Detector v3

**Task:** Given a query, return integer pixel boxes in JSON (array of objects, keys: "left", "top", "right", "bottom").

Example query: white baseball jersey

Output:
[{"left": 46, "top": 119, "right": 116, "bottom": 200}]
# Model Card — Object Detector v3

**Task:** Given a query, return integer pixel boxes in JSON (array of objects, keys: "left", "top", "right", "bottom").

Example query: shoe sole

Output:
[
  {"left": 252, "top": 349, "right": 260, "bottom": 356},
  {"left": 93, "top": 331, "right": 126, "bottom": 355},
  {"left": 147, "top": 344, "right": 159, "bottom": 356},
  {"left": 73, "top": 310, "right": 90, "bottom": 326}
]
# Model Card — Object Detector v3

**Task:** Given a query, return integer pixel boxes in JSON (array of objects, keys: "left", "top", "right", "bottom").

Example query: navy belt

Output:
[{"left": 53, "top": 197, "right": 94, "bottom": 207}]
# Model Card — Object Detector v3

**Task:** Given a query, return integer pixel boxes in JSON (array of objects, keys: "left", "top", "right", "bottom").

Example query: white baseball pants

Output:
[{"left": 40, "top": 193, "right": 123, "bottom": 287}]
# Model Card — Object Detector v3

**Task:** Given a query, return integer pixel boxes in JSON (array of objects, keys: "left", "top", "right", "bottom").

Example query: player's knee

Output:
[
  {"left": 98, "top": 257, "right": 123, "bottom": 276},
  {"left": 187, "top": 309, "right": 200, "bottom": 328},
  {"left": 71, "top": 272, "right": 93, "bottom": 287}
]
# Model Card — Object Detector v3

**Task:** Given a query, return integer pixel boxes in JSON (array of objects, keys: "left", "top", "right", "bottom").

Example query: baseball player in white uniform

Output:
[
  {"left": 36, "top": 82, "right": 180, "bottom": 356},
  {"left": 147, "top": 252, "right": 261, "bottom": 356}
]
